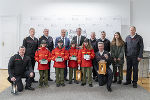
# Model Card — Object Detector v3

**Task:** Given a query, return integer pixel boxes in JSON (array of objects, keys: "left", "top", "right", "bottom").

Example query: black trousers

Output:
[
  {"left": 92, "top": 59, "right": 97, "bottom": 78},
  {"left": 48, "top": 62, "right": 51, "bottom": 78},
  {"left": 98, "top": 67, "right": 113, "bottom": 88},
  {"left": 30, "top": 57, "right": 36, "bottom": 80},
  {"left": 64, "top": 61, "right": 68, "bottom": 78},
  {"left": 30, "top": 57, "right": 36, "bottom": 71},
  {"left": 126, "top": 56, "right": 139, "bottom": 84},
  {"left": 8, "top": 71, "right": 34, "bottom": 92}
]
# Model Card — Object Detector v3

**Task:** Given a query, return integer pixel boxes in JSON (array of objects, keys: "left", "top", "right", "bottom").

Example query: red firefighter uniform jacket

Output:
[
  {"left": 35, "top": 47, "right": 51, "bottom": 70},
  {"left": 78, "top": 46, "right": 95, "bottom": 67},
  {"left": 51, "top": 47, "right": 69, "bottom": 68},
  {"left": 68, "top": 47, "right": 78, "bottom": 68}
]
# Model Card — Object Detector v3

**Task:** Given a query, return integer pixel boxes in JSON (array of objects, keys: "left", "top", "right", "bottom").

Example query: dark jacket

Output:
[
  {"left": 72, "top": 35, "right": 86, "bottom": 46},
  {"left": 95, "top": 51, "right": 111, "bottom": 71},
  {"left": 97, "top": 38, "right": 110, "bottom": 52},
  {"left": 23, "top": 36, "right": 38, "bottom": 58},
  {"left": 8, "top": 54, "right": 33, "bottom": 78},
  {"left": 111, "top": 45, "right": 124, "bottom": 65},
  {"left": 39, "top": 35, "right": 54, "bottom": 52},
  {"left": 125, "top": 34, "right": 144, "bottom": 58},
  {"left": 89, "top": 38, "right": 98, "bottom": 53},
  {"left": 55, "top": 36, "right": 70, "bottom": 50}
]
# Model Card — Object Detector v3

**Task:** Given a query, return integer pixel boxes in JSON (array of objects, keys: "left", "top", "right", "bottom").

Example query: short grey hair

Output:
[
  {"left": 130, "top": 26, "right": 136, "bottom": 31},
  {"left": 19, "top": 46, "right": 26, "bottom": 50},
  {"left": 98, "top": 42, "right": 104, "bottom": 46},
  {"left": 29, "top": 28, "right": 35, "bottom": 31},
  {"left": 76, "top": 28, "right": 82, "bottom": 31}
]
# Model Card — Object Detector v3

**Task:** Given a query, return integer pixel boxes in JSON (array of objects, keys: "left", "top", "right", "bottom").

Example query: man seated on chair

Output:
[
  {"left": 95, "top": 42, "right": 113, "bottom": 92},
  {"left": 8, "top": 46, "right": 35, "bottom": 94}
]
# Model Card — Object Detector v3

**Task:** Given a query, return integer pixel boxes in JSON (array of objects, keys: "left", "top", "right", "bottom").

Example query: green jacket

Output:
[{"left": 111, "top": 45, "right": 124, "bottom": 65}]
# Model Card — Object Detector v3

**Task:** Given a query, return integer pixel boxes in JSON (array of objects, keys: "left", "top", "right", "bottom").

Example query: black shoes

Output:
[
  {"left": 123, "top": 81, "right": 138, "bottom": 88},
  {"left": 89, "top": 84, "right": 93, "bottom": 87},
  {"left": 56, "top": 83, "right": 65, "bottom": 87},
  {"left": 65, "top": 78, "right": 69, "bottom": 81},
  {"left": 107, "top": 87, "right": 112, "bottom": 92},
  {"left": 48, "top": 77, "right": 53, "bottom": 81},
  {"left": 113, "top": 79, "right": 117, "bottom": 83},
  {"left": 133, "top": 83, "right": 137, "bottom": 88},
  {"left": 123, "top": 82, "right": 131, "bottom": 85},
  {"left": 74, "top": 81, "right": 79, "bottom": 84},
  {"left": 56, "top": 84, "right": 60, "bottom": 87},
  {"left": 61, "top": 83, "right": 66, "bottom": 87},
  {"left": 81, "top": 83, "right": 86, "bottom": 86},
  {"left": 117, "top": 80, "right": 122, "bottom": 84},
  {"left": 25, "top": 86, "right": 35, "bottom": 91}
]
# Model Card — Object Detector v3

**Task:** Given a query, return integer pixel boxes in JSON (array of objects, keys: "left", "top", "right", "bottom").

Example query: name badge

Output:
[
  {"left": 40, "top": 59, "right": 48, "bottom": 64},
  {"left": 70, "top": 55, "right": 77, "bottom": 61},
  {"left": 56, "top": 57, "right": 63, "bottom": 62},
  {"left": 84, "top": 54, "right": 90, "bottom": 60}
]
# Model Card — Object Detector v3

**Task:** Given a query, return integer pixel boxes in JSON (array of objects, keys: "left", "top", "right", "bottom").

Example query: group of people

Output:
[{"left": 7, "top": 26, "right": 144, "bottom": 94}]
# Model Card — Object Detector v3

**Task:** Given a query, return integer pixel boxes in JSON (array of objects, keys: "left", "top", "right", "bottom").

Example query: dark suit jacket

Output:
[
  {"left": 23, "top": 36, "right": 38, "bottom": 58},
  {"left": 72, "top": 35, "right": 86, "bottom": 46},
  {"left": 55, "top": 36, "right": 70, "bottom": 50},
  {"left": 39, "top": 35, "right": 54, "bottom": 52}
]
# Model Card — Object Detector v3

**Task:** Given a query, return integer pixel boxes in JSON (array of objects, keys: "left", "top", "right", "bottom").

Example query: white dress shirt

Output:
[
  {"left": 30, "top": 36, "right": 35, "bottom": 40},
  {"left": 130, "top": 33, "right": 136, "bottom": 38},
  {"left": 99, "top": 50, "right": 104, "bottom": 55},
  {"left": 61, "top": 36, "right": 65, "bottom": 46},
  {"left": 19, "top": 54, "right": 24, "bottom": 60}
]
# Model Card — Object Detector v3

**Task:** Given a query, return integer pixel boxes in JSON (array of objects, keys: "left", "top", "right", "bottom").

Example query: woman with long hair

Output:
[{"left": 111, "top": 32, "right": 125, "bottom": 84}]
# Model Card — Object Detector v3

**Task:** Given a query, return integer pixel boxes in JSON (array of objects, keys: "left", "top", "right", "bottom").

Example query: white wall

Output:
[
  {"left": 130, "top": 0, "right": 150, "bottom": 71},
  {"left": 0, "top": 0, "right": 130, "bottom": 69},
  {"left": 131, "top": 0, "right": 150, "bottom": 50}
]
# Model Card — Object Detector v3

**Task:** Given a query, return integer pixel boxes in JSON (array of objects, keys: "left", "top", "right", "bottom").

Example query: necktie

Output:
[
  {"left": 63, "top": 37, "right": 65, "bottom": 46},
  {"left": 78, "top": 36, "right": 80, "bottom": 46}
]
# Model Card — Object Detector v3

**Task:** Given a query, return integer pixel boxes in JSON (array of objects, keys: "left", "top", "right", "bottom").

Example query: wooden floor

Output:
[
  {"left": 0, "top": 70, "right": 150, "bottom": 93},
  {"left": 0, "top": 70, "right": 11, "bottom": 93}
]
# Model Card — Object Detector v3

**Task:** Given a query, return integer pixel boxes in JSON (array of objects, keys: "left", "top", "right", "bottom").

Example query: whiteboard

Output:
[{"left": 20, "top": 15, "right": 121, "bottom": 45}]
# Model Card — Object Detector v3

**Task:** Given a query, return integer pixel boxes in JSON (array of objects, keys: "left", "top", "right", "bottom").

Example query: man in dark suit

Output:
[
  {"left": 23, "top": 28, "right": 38, "bottom": 83},
  {"left": 97, "top": 31, "right": 110, "bottom": 52},
  {"left": 95, "top": 42, "right": 113, "bottom": 92},
  {"left": 55, "top": 29, "right": 70, "bottom": 81},
  {"left": 72, "top": 28, "right": 86, "bottom": 49},
  {"left": 55, "top": 29, "right": 70, "bottom": 50},
  {"left": 8, "top": 46, "right": 35, "bottom": 94},
  {"left": 39, "top": 29, "right": 54, "bottom": 81},
  {"left": 89, "top": 32, "right": 98, "bottom": 81}
]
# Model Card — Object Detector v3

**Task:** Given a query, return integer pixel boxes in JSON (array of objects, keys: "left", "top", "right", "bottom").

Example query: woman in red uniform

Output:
[
  {"left": 68, "top": 40, "right": 79, "bottom": 84},
  {"left": 51, "top": 39, "right": 69, "bottom": 87},
  {"left": 78, "top": 38, "right": 95, "bottom": 87},
  {"left": 35, "top": 40, "right": 51, "bottom": 88}
]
